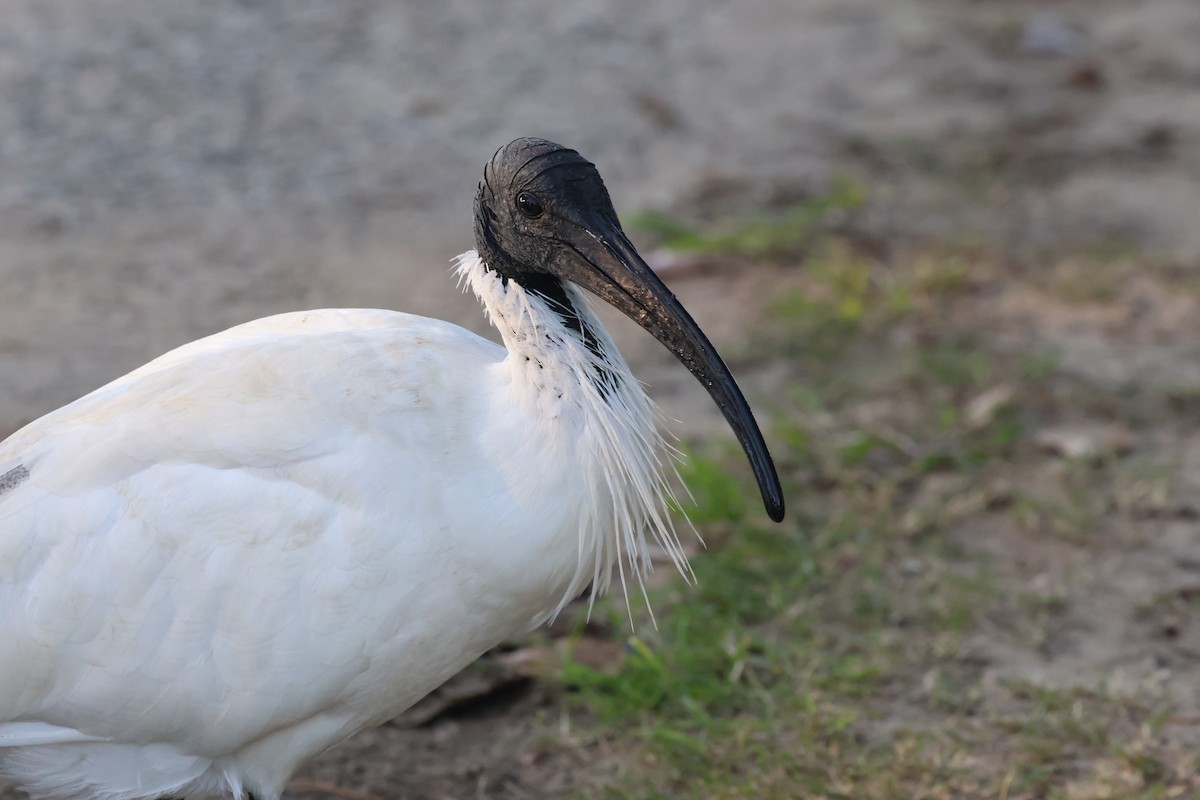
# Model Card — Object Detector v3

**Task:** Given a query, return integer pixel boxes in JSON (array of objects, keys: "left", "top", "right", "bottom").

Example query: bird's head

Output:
[{"left": 474, "top": 137, "right": 784, "bottom": 523}]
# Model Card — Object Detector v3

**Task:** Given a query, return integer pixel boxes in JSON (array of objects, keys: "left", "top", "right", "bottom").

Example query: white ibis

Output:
[{"left": 0, "top": 138, "right": 783, "bottom": 800}]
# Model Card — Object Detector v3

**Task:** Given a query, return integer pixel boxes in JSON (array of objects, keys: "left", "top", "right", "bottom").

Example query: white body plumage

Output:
[
  {"left": 0, "top": 251, "right": 685, "bottom": 800},
  {"left": 0, "top": 136, "right": 784, "bottom": 800}
]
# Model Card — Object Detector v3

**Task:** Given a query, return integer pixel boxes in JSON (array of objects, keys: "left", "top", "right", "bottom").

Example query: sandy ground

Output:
[
  {"left": 2, "top": 0, "right": 1199, "bottom": 436},
  {"left": 2, "top": 1, "right": 1199, "bottom": 798}
]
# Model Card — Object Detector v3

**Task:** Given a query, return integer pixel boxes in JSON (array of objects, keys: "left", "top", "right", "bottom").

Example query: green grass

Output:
[
  {"left": 540, "top": 237, "right": 1195, "bottom": 799},
  {"left": 628, "top": 177, "right": 866, "bottom": 260}
]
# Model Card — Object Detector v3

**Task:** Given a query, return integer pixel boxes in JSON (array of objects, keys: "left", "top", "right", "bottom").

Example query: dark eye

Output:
[{"left": 516, "top": 192, "right": 544, "bottom": 219}]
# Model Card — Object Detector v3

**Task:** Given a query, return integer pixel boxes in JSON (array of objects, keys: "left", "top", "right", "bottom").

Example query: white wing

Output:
[{"left": 0, "top": 309, "right": 574, "bottom": 798}]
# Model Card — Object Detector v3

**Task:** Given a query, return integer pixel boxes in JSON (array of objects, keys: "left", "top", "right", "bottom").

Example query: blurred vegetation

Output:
[
  {"left": 628, "top": 177, "right": 866, "bottom": 260},
  {"left": 540, "top": 222, "right": 1198, "bottom": 799}
]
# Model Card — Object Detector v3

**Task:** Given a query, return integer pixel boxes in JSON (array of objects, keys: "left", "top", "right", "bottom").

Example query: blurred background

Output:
[{"left": 2, "top": 1, "right": 1200, "bottom": 797}]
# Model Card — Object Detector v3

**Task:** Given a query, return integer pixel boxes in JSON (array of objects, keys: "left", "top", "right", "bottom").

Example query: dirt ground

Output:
[
  {"left": 3, "top": 0, "right": 1200, "bottom": 429},
  {"left": 2, "top": 1, "right": 1200, "bottom": 798}
]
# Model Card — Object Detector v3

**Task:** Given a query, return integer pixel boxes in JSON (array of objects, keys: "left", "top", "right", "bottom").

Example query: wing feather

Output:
[{"left": 0, "top": 309, "right": 500, "bottom": 758}]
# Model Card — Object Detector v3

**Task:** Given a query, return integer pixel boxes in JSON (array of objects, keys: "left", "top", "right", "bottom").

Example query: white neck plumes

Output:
[{"left": 454, "top": 250, "right": 695, "bottom": 620}]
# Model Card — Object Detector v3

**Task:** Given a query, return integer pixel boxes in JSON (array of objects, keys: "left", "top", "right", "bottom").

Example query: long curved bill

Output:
[{"left": 552, "top": 216, "right": 785, "bottom": 522}]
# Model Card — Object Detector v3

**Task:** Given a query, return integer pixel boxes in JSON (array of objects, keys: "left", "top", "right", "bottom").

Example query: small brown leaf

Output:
[
  {"left": 1035, "top": 423, "right": 1134, "bottom": 460},
  {"left": 965, "top": 384, "right": 1015, "bottom": 430},
  {"left": 495, "top": 644, "right": 561, "bottom": 679}
]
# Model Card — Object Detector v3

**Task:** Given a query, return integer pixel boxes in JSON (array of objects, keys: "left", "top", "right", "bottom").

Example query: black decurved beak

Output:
[{"left": 552, "top": 216, "right": 785, "bottom": 523}]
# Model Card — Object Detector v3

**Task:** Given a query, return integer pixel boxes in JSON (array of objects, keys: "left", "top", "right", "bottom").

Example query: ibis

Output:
[{"left": 0, "top": 138, "right": 783, "bottom": 800}]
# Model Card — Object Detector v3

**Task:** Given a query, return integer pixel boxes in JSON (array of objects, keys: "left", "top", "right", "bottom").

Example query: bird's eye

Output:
[{"left": 516, "top": 192, "right": 544, "bottom": 219}]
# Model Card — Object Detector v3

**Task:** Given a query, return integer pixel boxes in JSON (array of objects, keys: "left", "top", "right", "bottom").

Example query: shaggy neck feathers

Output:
[{"left": 454, "top": 250, "right": 693, "bottom": 617}]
